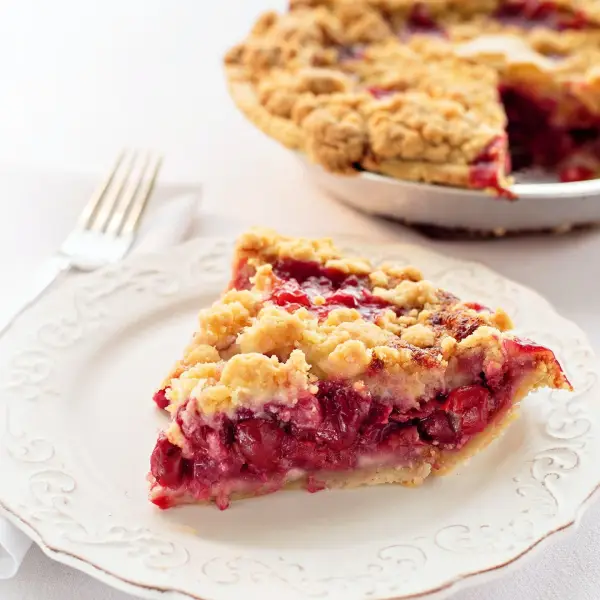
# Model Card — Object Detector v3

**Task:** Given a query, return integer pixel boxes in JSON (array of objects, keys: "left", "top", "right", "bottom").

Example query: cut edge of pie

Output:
[{"left": 148, "top": 228, "right": 571, "bottom": 510}]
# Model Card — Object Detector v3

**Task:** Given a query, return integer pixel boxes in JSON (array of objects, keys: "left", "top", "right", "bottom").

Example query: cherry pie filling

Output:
[
  {"left": 340, "top": 2, "right": 600, "bottom": 190},
  {"left": 268, "top": 258, "right": 399, "bottom": 320},
  {"left": 494, "top": 1, "right": 591, "bottom": 31},
  {"left": 468, "top": 88, "right": 600, "bottom": 189},
  {"left": 405, "top": 1, "right": 593, "bottom": 32},
  {"left": 150, "top": 260, "right": 557, "bottom": 510},
  {"left": 399, "top": 4, "right": 447, "bottom": 40},
  {"left": 500, "top": 86, "right": 600, "bottom": 182},
  {"left": 150, "top": 340, "right": 549, "bottom": 510}
]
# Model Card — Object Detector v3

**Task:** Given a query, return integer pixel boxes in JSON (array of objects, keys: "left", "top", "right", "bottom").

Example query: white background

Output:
[{"left": 0, "top": 1, "right": 599, "bottom": 599}]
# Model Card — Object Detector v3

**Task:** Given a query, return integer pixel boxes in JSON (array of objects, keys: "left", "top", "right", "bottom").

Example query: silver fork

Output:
[{"left": 0, "top": 149, "right": 163, "bottom": 336}]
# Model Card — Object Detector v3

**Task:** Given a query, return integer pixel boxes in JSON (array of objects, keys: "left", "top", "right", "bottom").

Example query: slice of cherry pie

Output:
[
  {"left": 148, "top": 229, "right": 571, "bottom": 510},
  {"left": 225, "top": 0, "right": 600, "bottom": 195}
]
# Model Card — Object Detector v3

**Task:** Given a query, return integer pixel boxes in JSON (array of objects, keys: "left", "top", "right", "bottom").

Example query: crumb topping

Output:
[
  {"left": 219, "top": 350, "right": 311, "bottom": 404},
  {"left": 373, "top": 279, "right": 439, "bottom": 308},
  {"left": 401, "top": 323, "right": 436, "bottom": 348},
  {"left": 183, "top": 343, "right": 221, "bottom": 366},
  {"left": 237, "top": 227, "right": 340, "bottom": 263},
  {"left": 325, "top": 257, "right": 372, "bottom": 274},
  {"left": 237, "top": 305, "right": 307, "bottom": 356},
  {"left": 195, "top": 298, "right": 257, "bottom": 349},
  {"left": 237, "top": 228, "right": 423, "bottom": 279},
  {"left": 161, "top": 229, "right": 535, "bottom": 416},
  {"left": 165, "top": 422, "right": 186, "bottom": 447}
]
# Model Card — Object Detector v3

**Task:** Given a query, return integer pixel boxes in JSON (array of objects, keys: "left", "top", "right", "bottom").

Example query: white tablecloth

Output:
[{"left": 0, "top": 1, "right": 599, "bottom": 599}]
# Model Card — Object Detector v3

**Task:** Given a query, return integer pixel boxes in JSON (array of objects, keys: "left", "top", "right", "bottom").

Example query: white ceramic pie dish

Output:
[
  {"left": 0, "top": 235, "right": 598, "bottom": 600},
  {"left": 297, "top": 154, "right": 600, "bottom": 235}
]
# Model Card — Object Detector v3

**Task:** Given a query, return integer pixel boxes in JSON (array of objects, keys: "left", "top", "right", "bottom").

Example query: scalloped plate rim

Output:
[{"left": 1, "top": 478, "right": 599, "bottom": 600}]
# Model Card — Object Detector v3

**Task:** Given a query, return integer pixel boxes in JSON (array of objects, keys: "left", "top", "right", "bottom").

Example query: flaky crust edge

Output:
[
  {"left": 225, "top": 65, "right": 477, "bottom": 188},
  {"left": 227, "top": 68, "right": 306, "bottom": 150}
]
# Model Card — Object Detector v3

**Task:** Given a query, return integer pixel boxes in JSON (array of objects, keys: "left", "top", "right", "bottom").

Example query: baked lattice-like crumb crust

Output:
[
  {"left": 149, "top": 229, "right": 571, "bottom": 509},
  {"left": 160, "top": 228, "right": 533, "bottom": 417},
  {"left": 224, "top": 0, "right": 600, "bottom": 193},
  {"left": 160, "top": 227, "right": 570, "bottom": 417}
]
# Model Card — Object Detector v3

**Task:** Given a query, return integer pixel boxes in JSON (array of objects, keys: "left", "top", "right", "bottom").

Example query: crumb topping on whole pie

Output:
[
  {"left": 225, "top": 0, "right": 600, "bottom": 195},
  {"left": 148, "top": 229, "right": 571, "bottom": 510}
]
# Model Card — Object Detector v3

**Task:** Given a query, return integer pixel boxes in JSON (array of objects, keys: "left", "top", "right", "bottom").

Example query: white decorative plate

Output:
[{"left": 0, "top": 236, "right": 598, "bottom": 600}]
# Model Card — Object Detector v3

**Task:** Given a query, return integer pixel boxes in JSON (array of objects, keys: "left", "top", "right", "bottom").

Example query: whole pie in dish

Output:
[
  {"left": 148, "top": 229, "right": 571, "bottom": 510},
  {"left": 224, "top": 0, "right": 600, "bottom": 196}
]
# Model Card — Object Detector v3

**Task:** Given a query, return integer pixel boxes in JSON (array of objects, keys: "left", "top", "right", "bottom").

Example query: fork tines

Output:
[{"left": 78, "top": 149, "right": 163, "bottom": 236}]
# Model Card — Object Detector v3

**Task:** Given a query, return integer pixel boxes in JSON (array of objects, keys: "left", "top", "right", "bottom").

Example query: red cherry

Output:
[
  {"left": 236, "top": 419, "right": 284, "bottom": 470},
  {"left": 150, "top": 437, "right": 185, "bottom": 487},
  {"left": 409, "top": 3, "right": 438, "bottom": 28},
  {"left": 327, "top": 291, "right": 359, "bottom": 309},
  {"left": 153, "top": 388, "right": 170, "bottom": 409},
  {"left": 151, "top": 493, "right": 175, "bottom": 510},
  {"left": 463, "top": 302, "right": 488, "bottom": 312},
  {"left": 559, "top": 165, "right": 595, "bottom": 183},
  {"left": 443, "top": 385, "right": 493, "bottom": 437},
  {"left": 418, "top": 412, "right": 458, "bottom": 445},
  {"left": 271, "top": 283, "right": 311, "bottom": 308},
  {"left": 315, "top": 382, "right": 369, "bottom": 451}
]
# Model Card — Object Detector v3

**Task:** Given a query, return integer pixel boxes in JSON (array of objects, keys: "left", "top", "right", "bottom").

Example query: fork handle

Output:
[{"left": 0, "top": 256, "right": 72, "bottom": 337}]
